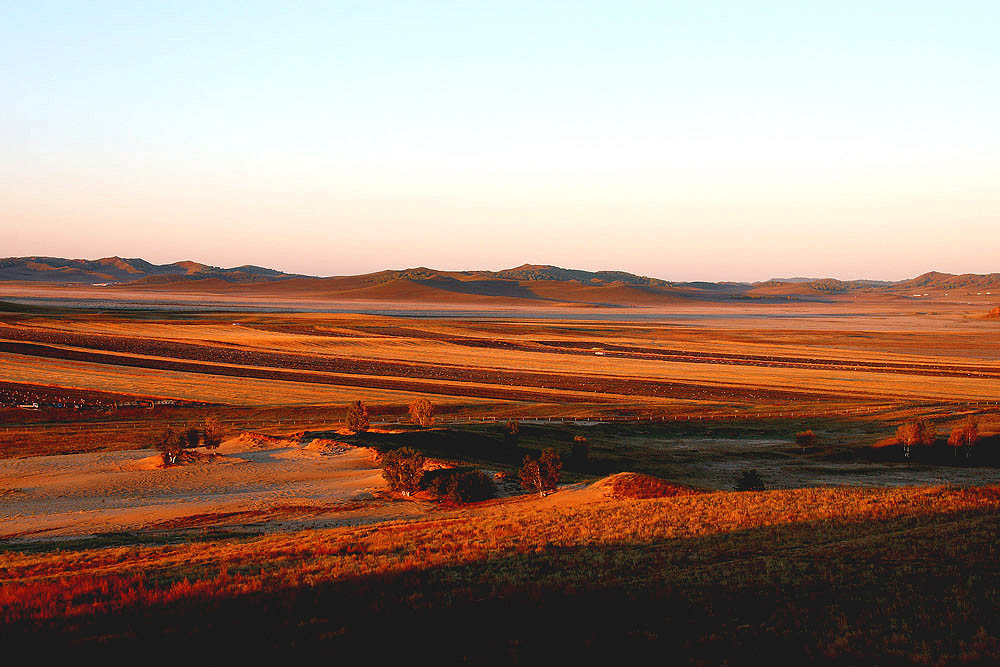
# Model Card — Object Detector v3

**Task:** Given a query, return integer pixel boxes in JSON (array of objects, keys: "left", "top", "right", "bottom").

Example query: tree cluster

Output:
[
  {"left": 151, "top": 416, "right": 224, "bottom": 466},
  {"left": 947, "top": 419, "right": 980, "bottom": 458},
  {"left": 896, "top": 419, "right": 937, "bottom": 459}
]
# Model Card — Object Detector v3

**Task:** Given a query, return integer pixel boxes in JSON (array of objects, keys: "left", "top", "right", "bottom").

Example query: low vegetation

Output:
[
  {"left": 571, "top": 434, "right": 589, "bottom": 467},
  {"left": 735, "top": 469, "right": 766, "bottom": 491},
  {"left": 3, "top": 484, "right": 999, "bottom": 663},
  {"left": 597, "top": 472, "right": 700, "bottom": 499},
  {"left": 423, "top": 467, "right": 497, "bottom": 504}
]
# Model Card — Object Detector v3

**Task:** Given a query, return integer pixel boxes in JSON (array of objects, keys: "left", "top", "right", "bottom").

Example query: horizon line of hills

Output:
[{"left": 2, "top": 256, "right": 999, "bottom": 306}]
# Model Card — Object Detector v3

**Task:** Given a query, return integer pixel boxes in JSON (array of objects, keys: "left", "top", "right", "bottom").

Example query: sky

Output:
[{"left": 2, "top": 1, "right": 998, "bottom": 281}]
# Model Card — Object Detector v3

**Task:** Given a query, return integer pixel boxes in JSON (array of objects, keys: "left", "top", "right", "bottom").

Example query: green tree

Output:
[{"left": 201, "top": 416, "right": 224, "bottom": 450}]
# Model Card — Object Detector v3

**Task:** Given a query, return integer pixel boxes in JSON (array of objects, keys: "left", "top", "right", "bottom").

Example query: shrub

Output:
[
  {"left": 795, "top": 430, "right": 817, "bottom": 449},
  {"left": 378, "top": 447, "right": 424, "bottom": 496},
  {"left": 734, "top": 469, "right": 766, "bottom": 492},
  {"left": 520, "top": 448, "right": 562, "bottom": 496},
  {"left": 408, "top": 398, "right": 435, "bottom": 427},
  {"left": 346, "top": 400, "right": 370, "bottom": 433},
  {"left": 182, "top": 427, "right": 200, "bottom": 448},
  {"left": 426, "top": 468, "right": 497, "bottom": 504}
]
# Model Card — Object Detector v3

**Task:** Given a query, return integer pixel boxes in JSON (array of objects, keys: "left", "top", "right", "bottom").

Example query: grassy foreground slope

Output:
[{"left": 3, "top": 483, "right": 999, "bottom": 664}]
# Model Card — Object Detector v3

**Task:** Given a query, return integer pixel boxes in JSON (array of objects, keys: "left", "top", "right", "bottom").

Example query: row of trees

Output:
[{"left": 896, "top": 418, "right": 980, "bottom": 458}]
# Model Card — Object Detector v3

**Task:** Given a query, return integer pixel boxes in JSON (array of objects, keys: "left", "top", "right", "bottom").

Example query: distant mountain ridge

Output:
[
  {"left": 894, "top": 271, "right": 1000, "bottom": 291},
  {"left": 755, "top": 278, "right": 894, "bottom": 293},
  {"left": 1, "top": 257, "right": 997, "bottom": 306},
  {"left": 0, "top": 256, "right": 305, "bottom": 284}
]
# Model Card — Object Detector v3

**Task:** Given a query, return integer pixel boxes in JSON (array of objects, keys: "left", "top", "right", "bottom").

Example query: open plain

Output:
[{"left": 2, "top": 285, "right": 999, "bottom": 663}]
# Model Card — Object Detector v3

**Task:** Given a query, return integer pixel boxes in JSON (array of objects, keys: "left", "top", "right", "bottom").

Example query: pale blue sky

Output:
[{"left": 2, "top": 1, "right": 998, "bottom": 280}]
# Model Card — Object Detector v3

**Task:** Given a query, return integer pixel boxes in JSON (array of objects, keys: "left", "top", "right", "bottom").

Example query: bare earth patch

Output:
[{"left": 0, "top": 434, "right": 430, "bottom": 542}]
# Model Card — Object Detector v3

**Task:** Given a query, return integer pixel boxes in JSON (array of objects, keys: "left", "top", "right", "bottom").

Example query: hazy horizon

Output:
[
  {"left": 4, "top": 2, "right": 998, "bottom": 282},
  {"left": 3, "top": 252, "right": 990, "bottom": 285}
]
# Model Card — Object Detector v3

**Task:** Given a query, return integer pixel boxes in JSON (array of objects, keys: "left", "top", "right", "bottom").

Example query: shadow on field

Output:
[{"left": 5, "top": 502, "right": 999, "bottom": 665}]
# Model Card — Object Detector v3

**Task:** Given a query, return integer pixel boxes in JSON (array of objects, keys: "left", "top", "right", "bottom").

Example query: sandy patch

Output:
[{"left": 0, "top": 434, "right": 429, "bottom": 542}]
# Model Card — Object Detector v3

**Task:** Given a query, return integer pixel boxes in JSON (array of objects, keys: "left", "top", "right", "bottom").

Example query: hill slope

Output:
[
  {"left": 0, "top": 256, "right": 305, "bottom": 284},
  {"left": 2, "top": 256, "right": 997, "bottom": 306}
]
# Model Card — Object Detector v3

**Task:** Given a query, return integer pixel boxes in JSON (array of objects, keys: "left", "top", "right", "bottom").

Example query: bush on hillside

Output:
[
  {"left": 734, "top": 469, "right": 766, "bottom": 492},
  {"left": 425, "top": 468, "right": 497, "bottom": 504}
]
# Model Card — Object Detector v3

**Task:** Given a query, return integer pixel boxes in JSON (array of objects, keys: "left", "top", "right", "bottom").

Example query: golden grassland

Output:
[
  {"left": 2, "top": 303, "right": 1000, "bottom": 662},
  {"left": 3, "top": 483, "right": 999, "bottom": 662},
  {"left": 3, "top": 310, "right": 1000, "bottom": 415}
]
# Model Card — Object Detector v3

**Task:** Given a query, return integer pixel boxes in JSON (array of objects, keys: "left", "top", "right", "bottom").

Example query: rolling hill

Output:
[
  {"left": 0, "top": 257, "right": 305, "bottom": 284},
  {"left": 1, "top": 257, "right": 996, "bottom": 306}
]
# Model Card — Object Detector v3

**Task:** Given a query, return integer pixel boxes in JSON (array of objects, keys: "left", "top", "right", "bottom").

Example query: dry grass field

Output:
[
  {"left": 2, "top": 293, "right": 999, "bottom": 663},
  {"left": 3, "top": 482, "right": 999, "bottom": 663}
]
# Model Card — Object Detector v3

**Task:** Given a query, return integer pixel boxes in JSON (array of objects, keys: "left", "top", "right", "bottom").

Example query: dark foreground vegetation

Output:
[{"left": 2, "top": 485, "right": 998, "bottom": 664}]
